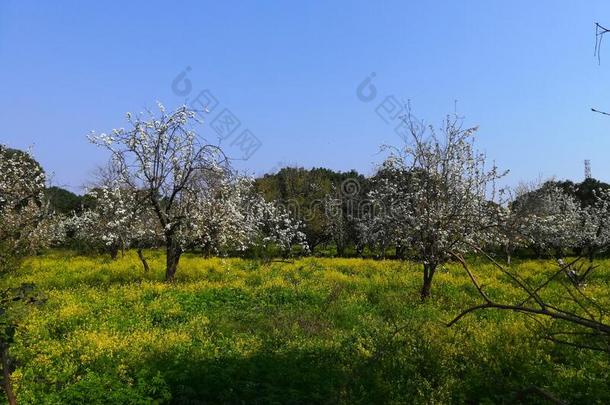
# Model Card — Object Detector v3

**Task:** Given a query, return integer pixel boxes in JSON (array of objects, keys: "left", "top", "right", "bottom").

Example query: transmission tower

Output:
[{"left": 585, "top": 160, "right": 592, "bottom": 179}]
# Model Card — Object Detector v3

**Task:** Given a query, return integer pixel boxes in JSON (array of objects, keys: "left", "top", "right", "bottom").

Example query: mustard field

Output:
[{"left": 3, "top": 251, "right": 609, "bottom": 404}]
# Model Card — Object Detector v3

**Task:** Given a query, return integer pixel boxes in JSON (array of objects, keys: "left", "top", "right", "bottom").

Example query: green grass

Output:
[{"left": 2, "top": 251, "right": 609, "bottom": 404}]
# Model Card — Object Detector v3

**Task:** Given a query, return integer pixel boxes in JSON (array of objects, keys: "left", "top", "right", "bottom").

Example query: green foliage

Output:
[
  {"left": 552, "top": 178, "right": 610, "bottom": 208},
  {"left": 255, "top": 167, "right": 367, "bottom": 250},
  {"left": 3, "top": 252, "right": 610, "bottom": 403},
  {"left": 0, "top": 284, "right": 45, "bottom": 345},
  {"left": 45, "top": 187, "right": 85, "bottom": 215}
]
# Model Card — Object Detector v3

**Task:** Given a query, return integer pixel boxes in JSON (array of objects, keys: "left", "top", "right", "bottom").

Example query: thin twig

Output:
[
  {"left": 595, "top": 22, "right": 610, "bottom": 64},
  {"left": 591, "top": 108, "right": 610, "bottom": 116}
]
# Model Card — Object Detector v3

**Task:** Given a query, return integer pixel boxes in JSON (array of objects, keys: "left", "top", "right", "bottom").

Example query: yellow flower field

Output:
[{"left": 3, "top": 251, "right": 609, "bottom": 404}]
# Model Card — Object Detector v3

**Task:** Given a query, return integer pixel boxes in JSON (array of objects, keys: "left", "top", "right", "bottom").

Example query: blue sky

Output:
[{"left": 1, "top": 1, "right": 610, "bottom": 192}]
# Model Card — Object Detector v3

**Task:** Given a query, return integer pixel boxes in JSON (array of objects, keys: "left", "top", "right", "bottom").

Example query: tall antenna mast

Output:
[{"left": 584, "top": 159, "right": 592, "bottom": 179}]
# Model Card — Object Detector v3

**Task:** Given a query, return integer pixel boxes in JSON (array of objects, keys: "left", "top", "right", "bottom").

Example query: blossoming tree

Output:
[
  {"left": 89, "top": 104, "right": 228, "bottom": 280},
  {"left": 89, "top": 104, "right": 307, "bottom": 279},
  {"left": 368, "top": 113, "right": 507, "bottom": 299},
  {"left": 577, "top": 188, "right": 610, "bottom": 260},
  {"left": 0, "top": 146, "right": 57, "bottom": 270},
  {"left": 512, "top": 184, "right": 582, "bottom": 257},
  {"left": 187, "top": 174, "right": 308, "bottom": 257},
  {"left": 0, "top": 146, "right": 57, "bottom": 404}
]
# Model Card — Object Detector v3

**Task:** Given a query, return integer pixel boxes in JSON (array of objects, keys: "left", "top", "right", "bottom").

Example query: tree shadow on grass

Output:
[
  {"left": 145, "top": 346, "right": 393, "bottom": 405},
  {"left": 162, "top": 350, "right": 347, "bottom": 404}
]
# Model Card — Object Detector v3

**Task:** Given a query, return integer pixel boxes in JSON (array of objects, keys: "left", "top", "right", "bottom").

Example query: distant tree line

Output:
[
  {"left": 5, "top": 106, "right": 610, "bottom": 300},
  {"left": 44, "top": 158, "right": 610, "bottom": 262}
]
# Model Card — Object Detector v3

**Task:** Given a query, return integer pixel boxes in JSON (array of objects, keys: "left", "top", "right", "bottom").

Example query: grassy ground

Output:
[{"left": 2, "top": 251, "right": 609, "bottom": 404}]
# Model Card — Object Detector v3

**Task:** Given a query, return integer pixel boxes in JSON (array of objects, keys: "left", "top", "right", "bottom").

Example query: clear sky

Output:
[{"left": 1, "top": 1, "right": 610, "bottom": 192}]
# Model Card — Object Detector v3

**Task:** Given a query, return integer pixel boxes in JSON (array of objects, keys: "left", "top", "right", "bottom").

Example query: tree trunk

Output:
[
  {"left": 137, "top": 248, "right": 150, "bottom": 273},
  {"left": 1, "top": 345, "right": 17, "bottom": 405},
  {"left": 165, "top": 236, "right": 182, "bottom": 282},
  {"left": 336, "top": 242, "right": 345, "bottom": 257},
  {"left": 355, "top": 243, "right": 364, "bottom": 258},
  {"left": 587, "top": 245, "right": 595, "bottom": 262},
  {"left": 201, "top": 244, "right": 209, "bottom": 258},
  {"left": 109, "top": 245, "right": 119, "bottom": 260},
  {"left": 396, "top": 245, "right": 405, "bottom": 260},
  {"left": 505, "top": 243, "right": 512, "bottom": 265},
  {"left": 420, "top": 263, "right": 437, "bottom": 300},
  {"left": 555, "top": 246, "right": 564, "bottom": 259}
]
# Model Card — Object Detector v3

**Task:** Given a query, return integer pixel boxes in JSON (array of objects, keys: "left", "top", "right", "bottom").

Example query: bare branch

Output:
[
  {"left": 447, "top": 255, "right": 610, "bottom": 352},
  {"left": 591, "top": 107, "right": 610, "bottom": 116}
]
